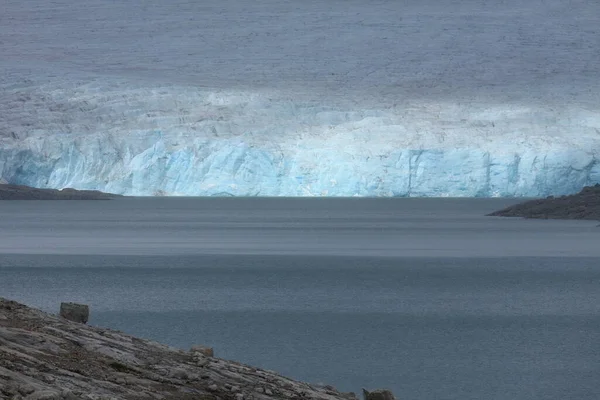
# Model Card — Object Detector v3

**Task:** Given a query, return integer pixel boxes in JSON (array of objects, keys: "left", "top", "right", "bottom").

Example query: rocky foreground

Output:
[
  {"left": 488, "top": 184, "right": 600, "bottom": 220},
  {"left": 0, "top": 184, "right": 120, "bottom": 200},
  {"left": 0, "top": 299, "right": 362, "bottom": 400}
]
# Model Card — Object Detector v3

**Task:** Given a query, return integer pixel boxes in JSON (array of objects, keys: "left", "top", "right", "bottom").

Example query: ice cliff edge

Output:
[{"left": 1, "top": 83, "right": 599, "bottom": 197}]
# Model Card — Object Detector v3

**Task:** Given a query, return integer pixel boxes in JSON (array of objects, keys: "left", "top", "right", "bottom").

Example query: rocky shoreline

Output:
[
  {"left": 0, "top": 184, "right": 120, "bottom": 200},
  {"left": 487, "top": 184, "right": 600, "bottom": 220},
  {"left": 0, "top": 298, "right": 368, "bottom": 400}
]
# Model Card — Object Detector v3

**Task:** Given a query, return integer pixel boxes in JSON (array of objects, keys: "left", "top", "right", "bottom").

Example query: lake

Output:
[{"left": 1, "top": 198, "right": 599, "bottom": 399}]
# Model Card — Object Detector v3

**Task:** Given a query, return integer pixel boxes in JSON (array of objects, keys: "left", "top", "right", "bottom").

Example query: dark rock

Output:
[
  {"left": 59, "top": 303, "right": 89, "bottom": 324},
  {"left": 362, "top": 388, "right": 395, "bottom": 400},
  {"left": 0, "top": 184, "right": 120, "bottom": 200},
  {"left": 487, "top": 184, "right": 600, "bottom": 220}
]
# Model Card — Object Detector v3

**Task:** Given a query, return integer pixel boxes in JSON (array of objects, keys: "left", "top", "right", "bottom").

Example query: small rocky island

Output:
[
  {"left": 488, "top": 184, "right": 600, "bottom": 220},
  {"left": 0, "top": 184, "right": 120, "bottom": 200},
  {"left": 0, "top": 298, "right": 378, "bottom": 400}
]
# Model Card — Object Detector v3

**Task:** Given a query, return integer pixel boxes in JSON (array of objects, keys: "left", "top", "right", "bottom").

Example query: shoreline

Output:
[
  {"left": 3, "top": 181, "right": 597, "bottom": 224},
  {"left": 0, "top": 298, "right": 359, "bottom": 400},
  {"left": 0, "top": 184, "right": 120, "bottom": 200},
  {"left": 487, "top": 184, "right": 600, "bottom": 220}
]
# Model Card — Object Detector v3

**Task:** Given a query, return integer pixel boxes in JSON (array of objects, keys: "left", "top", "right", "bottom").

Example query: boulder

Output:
[
  {"left": 59, "top": 302, "right": 89, "bottom": 324},
  {"left": 362, "top": 388, "right": 395, "bottom": 400}
]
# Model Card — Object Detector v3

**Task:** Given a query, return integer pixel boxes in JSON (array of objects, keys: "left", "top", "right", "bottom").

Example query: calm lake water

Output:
[{"left": 1, "top": 198, "right": 599, "bottom": 399}]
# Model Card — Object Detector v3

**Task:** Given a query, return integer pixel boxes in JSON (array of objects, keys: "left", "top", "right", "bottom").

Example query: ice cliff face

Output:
[
  {"left": 1, "top": 0, "right": 598, "bottom": 197},
  {"left": 1, "top": 82, "right": 599, "bottom": 197}
]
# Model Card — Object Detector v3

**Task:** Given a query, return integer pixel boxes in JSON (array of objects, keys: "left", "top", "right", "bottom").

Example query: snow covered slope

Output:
[{"left": 1, "top": 0, "right": 599, "bottom": 196}]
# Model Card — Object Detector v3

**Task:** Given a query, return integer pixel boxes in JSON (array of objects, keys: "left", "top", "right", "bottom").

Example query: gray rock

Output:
[
  {"left": 1, "top": 297, "right": 360, "bottom": 400},
  {"left": 194, "top": 357, "right": 209, "bottom": 367},
  {"left": 61, "top": 390, "right": 81, "bottom": 400},
  {"left": 24, "top": 390, "right": 61, "bottom": 400},
  {"left": 2, "top": 383, "right": 19, "bottom": 396},
  {"left": 18, "top": 385, "right": 36, "bottom": 395},
  {"left": 168, "top": 368, "right": 189, "bottom": 380},
  {"left": 59, "top": 303, "right": 89, "bottom": 324},
  {"left": 362, "top": 388, "right": 395, "bottom": 400}
]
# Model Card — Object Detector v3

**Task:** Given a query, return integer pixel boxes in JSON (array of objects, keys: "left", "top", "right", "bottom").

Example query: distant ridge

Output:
[
  {"left": 488, "top": 185, "right": 600, "bottom": 220},
  {"left": 0, "top": 184, "right": 120, "bottom": 200}
]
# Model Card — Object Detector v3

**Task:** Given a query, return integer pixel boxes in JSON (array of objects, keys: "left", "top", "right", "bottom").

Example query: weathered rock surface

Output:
[
  {"left": 59, "top": 303, "right": 89, "bottom": 324},
  {"left": 0, "top": 298, "right": 358, "bottom": 400},
  {"left": 488, "top": 184, "right": 600, "bottom": 220},
  {"left": 0, "top": 184, "right": 120, "bottom": 200}
]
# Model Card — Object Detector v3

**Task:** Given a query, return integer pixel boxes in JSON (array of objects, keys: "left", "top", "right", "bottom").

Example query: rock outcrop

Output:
[
  {"left": 0, "top": 184, "right": 120, "bottom": 200},
  {"left": 0, "top": 298, "right": 358, "bottom": 400},
  {"left": 488, "top": 184, "right": 600, "bottom": 220}
]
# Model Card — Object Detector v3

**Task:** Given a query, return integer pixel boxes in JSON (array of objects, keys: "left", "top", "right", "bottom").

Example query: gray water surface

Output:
[
  {"left": 1, "top": 198, "right": 599, "bottom": 399},
  {"left": 0, "top": 197, "right": 599, "bottom": 257}
]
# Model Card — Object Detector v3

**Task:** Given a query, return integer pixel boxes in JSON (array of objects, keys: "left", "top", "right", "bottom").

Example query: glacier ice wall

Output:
[{"left": 1, "top": 82, "right": 599, "bottom": 197}]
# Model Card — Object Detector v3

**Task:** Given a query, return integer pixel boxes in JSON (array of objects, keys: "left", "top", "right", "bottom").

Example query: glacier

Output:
[
  {"left": 1, "top": 0, "right": 599, "bottom": 197},
  {"left": 1, "top": 82, "right": 599, "bottom": 197}
]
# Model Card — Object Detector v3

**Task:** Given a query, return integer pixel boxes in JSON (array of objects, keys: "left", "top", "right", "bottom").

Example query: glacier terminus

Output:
[{"left": 1, "top": 0, "right": 599, "bottom": 197}]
